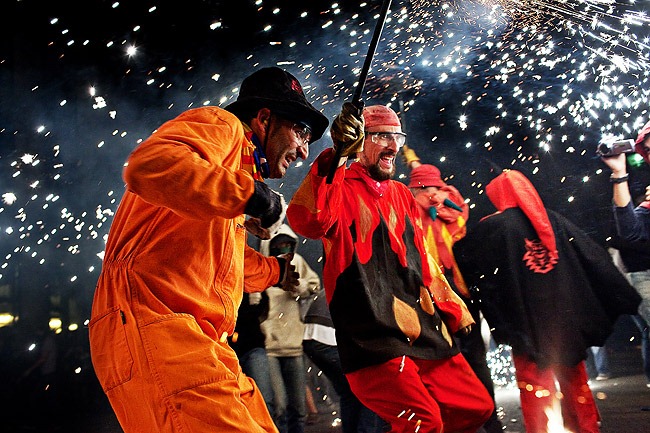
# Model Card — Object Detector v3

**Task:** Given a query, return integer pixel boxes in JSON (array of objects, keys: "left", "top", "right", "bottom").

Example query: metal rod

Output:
[{"left": 326, "top": 0, "right": 393, "bottom": 184}]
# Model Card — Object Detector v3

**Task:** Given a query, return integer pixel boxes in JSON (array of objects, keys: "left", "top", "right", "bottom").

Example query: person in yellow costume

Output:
[
  {"left": 403, "top": 145, "right": 503, "bottom": 433},
  {"left": 88, "top": 67, "right": 328, "bottom": 433}
]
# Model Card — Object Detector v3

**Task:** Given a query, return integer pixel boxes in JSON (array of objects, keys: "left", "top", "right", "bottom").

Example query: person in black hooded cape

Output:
[{"left": 453, "top": 169, "right": 641, "bottom": 433}]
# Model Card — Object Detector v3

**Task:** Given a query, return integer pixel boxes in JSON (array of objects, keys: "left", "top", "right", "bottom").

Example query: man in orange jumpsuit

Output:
[{"left": 88, "top": 67, "right": 328, "bottom": 433}]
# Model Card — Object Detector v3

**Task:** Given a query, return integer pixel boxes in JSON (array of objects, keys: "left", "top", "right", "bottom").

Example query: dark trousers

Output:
[
  {"left": 303, "top": 339, "right": 388, "bottom": 433},
  {"left": 455, "top": 296, "right": 503, "bottom": 433}
]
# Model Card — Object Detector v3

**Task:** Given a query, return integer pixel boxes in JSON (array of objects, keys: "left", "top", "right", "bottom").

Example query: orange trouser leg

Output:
[{"left": 93, "top": 312, "right": 278, "bottom": 433}]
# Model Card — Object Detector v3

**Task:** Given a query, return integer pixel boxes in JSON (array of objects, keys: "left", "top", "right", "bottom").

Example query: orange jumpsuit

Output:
[{"left": 89, "top": 107, "right": 281, "bottom": 433}]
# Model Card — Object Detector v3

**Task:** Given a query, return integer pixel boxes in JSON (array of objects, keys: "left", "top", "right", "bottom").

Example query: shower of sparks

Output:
[
  {"left": 545, "top": 397, "right": 571, "bottom": 432},
  {"left": 371, "top": 0, "right": 649, "bottom": 142},
  {"left": 487, "top": 344, "right": 517, "bottom": 388},
  {"left": 0, "top": 0, "right": 648, "bottom": 336}
]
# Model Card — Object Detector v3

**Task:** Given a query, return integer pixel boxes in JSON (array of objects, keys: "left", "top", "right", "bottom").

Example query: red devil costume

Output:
[
  {"left": 453, "top": 170, "right": 641, "bottom": 433},
  {"left": 287, "top": 105, "right": 493, "bottom": 433}
]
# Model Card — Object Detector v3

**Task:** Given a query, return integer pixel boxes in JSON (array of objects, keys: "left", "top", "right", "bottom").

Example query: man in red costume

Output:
[
  {"left": 286, "top": 103, "right": 494, "bottom": 433},
  {"left": 453, "top": 169, "right": 641, "bottom": 433},
  {"left": 402, "top": 146, "right": 502, "bottom": 433},
  {"left": 89, "top": 67, "right": 328, "bottom": 433}
]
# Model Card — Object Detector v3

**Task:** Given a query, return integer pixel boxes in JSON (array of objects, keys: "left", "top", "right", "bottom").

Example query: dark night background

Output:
[{"left": 0, "top": 0, "right": 649, "bottom": 431}]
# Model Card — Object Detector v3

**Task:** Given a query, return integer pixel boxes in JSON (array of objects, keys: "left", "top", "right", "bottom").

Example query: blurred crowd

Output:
[{"left": 0, "top": 324, "right": 104, "bottom": 432}]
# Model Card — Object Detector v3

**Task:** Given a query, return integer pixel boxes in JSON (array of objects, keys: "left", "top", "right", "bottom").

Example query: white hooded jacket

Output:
[{"left": 259, "top": 224, "right": 321, "bottom": 357}]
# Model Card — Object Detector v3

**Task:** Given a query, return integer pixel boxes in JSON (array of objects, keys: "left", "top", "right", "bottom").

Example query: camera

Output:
[{"left": 596, "top": 139, "right": 635, "bottom": 157}]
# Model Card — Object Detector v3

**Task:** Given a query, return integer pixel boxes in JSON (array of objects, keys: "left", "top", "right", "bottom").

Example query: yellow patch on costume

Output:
[
  {"left": 290, "top": 176, "right": 318, "bottom": 213},
  {"left": 357, "top": 196, "right": 373, "bottom": 244},
  {"left": 419, "top": 286, "right": 435, "bottom": 316},
  {"left": 393, "top": 295, "right": 421, "bottom": 345}
]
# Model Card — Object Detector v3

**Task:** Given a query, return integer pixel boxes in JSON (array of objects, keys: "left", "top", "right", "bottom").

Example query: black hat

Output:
[
  {"left": 269, "top": 234, "right": 296, "bottom": 248},
  {"left": 225, "top": 67, "right": 329, "bottom": 143}
]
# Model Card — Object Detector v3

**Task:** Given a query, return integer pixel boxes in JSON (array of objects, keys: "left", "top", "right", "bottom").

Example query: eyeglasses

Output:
[
  {"left": 292, "top": 123, "right": 312, "bottom": 146},
  {"left": 365, "top": 131, "right": 407, "bottom": 147}
]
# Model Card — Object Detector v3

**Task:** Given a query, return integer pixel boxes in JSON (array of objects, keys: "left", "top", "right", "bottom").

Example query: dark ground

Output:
[
  {"left": 4, "top": 330, "right": 649, "bottom": 433},
  {"left": 304, "top": 346, "right": 650, "bottom": 433}
]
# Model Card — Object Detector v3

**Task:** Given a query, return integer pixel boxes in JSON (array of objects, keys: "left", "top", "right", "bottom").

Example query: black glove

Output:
[
  {"left": 244, "top": 181, "right": 286, "bottom": 233},
  {"left": 331, "top": 102, "right": 365, "bottom": 157},
  {"left": 276, "top": 253, "right": 299, "bottom": 291}
]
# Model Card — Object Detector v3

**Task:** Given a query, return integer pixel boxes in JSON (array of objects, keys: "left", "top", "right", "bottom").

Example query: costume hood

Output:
[
  {"left": 408, "top": 164, "right": 445, "bottom": 189},
  {"left": 485, "top": 170, "right": 559, "bottom": 266},
  {"left": 362, "top": 105, "right": 401, "bottom": 128}
]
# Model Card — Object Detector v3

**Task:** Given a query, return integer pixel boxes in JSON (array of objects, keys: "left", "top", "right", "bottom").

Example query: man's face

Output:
[
  {"left": 358, "top": 125, "right": 404, "bottom": 181},
  {"left": 264, "top": 116, "right": 310, "bottom": 178},
  {"left": 413, "top": 186, "right": 444, "bottom": 207},
  {"left": 414, "top": 186, "right": 441, "bottom": 199}
]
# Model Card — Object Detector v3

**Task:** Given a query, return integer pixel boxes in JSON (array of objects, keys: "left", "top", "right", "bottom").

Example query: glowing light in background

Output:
[{"left": 0, "top": 0, "right": 646, "bottom": 402}]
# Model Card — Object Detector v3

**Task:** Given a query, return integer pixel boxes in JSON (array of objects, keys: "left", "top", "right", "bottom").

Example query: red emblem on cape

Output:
[{"left": 522, "top": 238, "right": 557, "bottom": 274}]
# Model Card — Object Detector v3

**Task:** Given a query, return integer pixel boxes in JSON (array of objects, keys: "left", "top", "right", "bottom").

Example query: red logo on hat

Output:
[{"left": 291, "top": 79, "right": 303, "bottom": 94}]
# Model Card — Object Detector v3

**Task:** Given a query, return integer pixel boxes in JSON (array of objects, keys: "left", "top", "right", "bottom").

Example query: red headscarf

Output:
[
  {"left": 485, "top": 170, "right": 559, "bottom": 267},
  {"left": 634, "top": 119, "right": 650, "bottom": 164}
]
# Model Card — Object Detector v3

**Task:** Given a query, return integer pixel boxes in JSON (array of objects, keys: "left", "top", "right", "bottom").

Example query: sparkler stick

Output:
[{"left": 326, "top": 0, "right": 393, "bottom": 184}]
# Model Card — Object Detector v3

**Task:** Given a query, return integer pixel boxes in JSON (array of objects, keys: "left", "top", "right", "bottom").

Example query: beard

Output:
[{"left": 366, "top": 152, "right": 396, "bottom": 181}]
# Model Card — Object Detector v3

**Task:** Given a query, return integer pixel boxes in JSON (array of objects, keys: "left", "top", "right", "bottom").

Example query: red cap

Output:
[
  {"left": 408, "top": 164, "right": 445, "bottom": 188},
  {"left": 362, "top": 105, "right": 401, "bottom": 129}
]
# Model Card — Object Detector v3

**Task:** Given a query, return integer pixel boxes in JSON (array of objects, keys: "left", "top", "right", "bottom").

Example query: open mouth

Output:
[
  {"left": 283, "top": 155, "right": 295, "bottom": 169},
  {"left": 379, "top": 153, "right": 395, "bottom": 170}
]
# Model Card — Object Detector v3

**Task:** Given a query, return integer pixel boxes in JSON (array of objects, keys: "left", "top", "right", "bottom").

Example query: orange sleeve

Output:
[
  {"left": 124, "top": 107, "right": 255, "bottom": 221},
  {"left": 243, "top": 244, "right": 281, "bottom": 293}
]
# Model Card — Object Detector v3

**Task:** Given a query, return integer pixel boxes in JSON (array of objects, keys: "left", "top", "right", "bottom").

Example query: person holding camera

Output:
[
  {"left": 601, "top": 119, "right": 650, "bottom": 387},
  {"left": 600, "top": 120, "right": 650, "bottom": 241}
]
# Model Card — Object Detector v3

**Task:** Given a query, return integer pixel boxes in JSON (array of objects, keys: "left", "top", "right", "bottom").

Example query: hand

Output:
[
  {"left": 646, "top": 185, "right": 650, "bottom": 202},
  {"left": 331, "top": 102, "right": 364, "bottom": 158},
  {"left": 600, "top": 152, "right": 628, "bottom": 177},
  {"left": 244, "top": 217, "right": 272, "bottom": 240},
  {"left": 244, "top": 181, "right": 286, "bottom": 239},
  {"left": 402, "top": 145, "right": 420, "bottom": 166}
]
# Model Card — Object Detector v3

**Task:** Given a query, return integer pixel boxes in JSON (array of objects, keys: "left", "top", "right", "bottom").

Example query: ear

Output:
[
  {"left": 256, "top": 108, "right": 272, "bottom": 130},
  {"left": 249, "top": 108, "right": 272, "bottom": 140}
]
